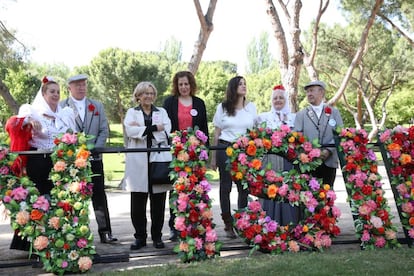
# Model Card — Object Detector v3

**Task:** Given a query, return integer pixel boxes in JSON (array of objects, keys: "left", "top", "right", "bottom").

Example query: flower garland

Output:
[
  {"left": 0, "top": 132, "right": 96, "bottom": 274},
  {"left": 227, "top": 125, "right": 341, "bottom": 253},
  {"left": 170, "top": 127, "right": 222, "bottom": 262},
  {"left": 379, "top": 126, "right": 414, "bottom": 241},
  {"left": 337, "top": 127, "right": 400, "bottom": 249}
]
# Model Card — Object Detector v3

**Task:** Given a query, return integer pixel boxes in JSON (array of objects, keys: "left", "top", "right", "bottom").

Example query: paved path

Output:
[{"left": 0, "top": 166, "right": 404, "bottom": 275}]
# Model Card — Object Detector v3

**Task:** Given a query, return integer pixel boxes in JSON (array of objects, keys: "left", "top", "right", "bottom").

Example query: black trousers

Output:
[
  {"left": 91, "top": 159, "right": 112, "bottom": 234},
  {"left": 131, "top": 191, "right": 166, "bottom": 242},
  {"left": 311, "top": 163, "right": 337, "bottom": 187},
  {"left": 11, "top": 152, "right": 53, "bottom": 250}
]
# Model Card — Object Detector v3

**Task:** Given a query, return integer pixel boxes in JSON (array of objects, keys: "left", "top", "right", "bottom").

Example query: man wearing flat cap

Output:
[
  {"left": 294, "top": 80, "right": 343, "bottom": 187},
  {"left": 61, "top": 74, "right": 118, "bottom": 243}
]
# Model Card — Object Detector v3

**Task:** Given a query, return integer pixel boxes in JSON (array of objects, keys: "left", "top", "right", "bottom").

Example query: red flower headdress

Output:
[{"left": 273, "top": 84, "right": 285, "bottom": 91}]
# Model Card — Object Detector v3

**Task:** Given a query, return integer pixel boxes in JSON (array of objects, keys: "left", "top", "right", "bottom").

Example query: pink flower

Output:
[
  {"left": 48, "top": 216, "right": 60, "bottom": 230},
  {"left": 16, "top": 210, "right": 30, "bottom": 225},
  {"left": 53, "top": 160, "right": 67, "bottom": 172},
  {"left": 331, "top": 206, "right": 341, "bottom": 218},
  {"left": 401, "top": 202, "right": 414, "bottom": 213},
  {"left": 370, "top": 216, "right": 383, "bottom": 228},
  {"left": 408, "top": 228, "right": 414, "bottom": 239},
  {"left": 11, "top": 186, "right": 29, "bottom": 201},
  {"left": 374, "top": 236, "right": 386, "bottom": 247},
  {"left": 74, "top": 158, "right": 87, "bottom": 168},
  {"left": 194, "top": 237, "right": 203, "bottom": 250},
  {"left": 288, "top": 240, "right": 300, "bottom": 252},
  {"left": 248, "top": 200, "right": 262, "bottom": 213},
  {"left": 205, "top": 228, "right": 218, "bottom": 242},
  {"left": 361, "top": 230, "right": 371, "bottom": 242},
  {"left": 253, "top": 234, "right": 262, "bottom": 244},
  {"left": 33, "top": 235, "right": 49, "bottom": 251},
  {"left": 278, "top": 184, "right": 289, "bottom": 197},
  {"left": 174, "top": 216, "right": 186, "bottom": 231},
  {"left": 61, "top": 133, "right": 78, "bottom": 144},
  {"left": 61, "top": 261, "right": 68, "bottom": 268},
  {"left": 33, "top": 195, "right": 50, "bottom": 211},
  {"left": 76, "top": 238, "right": 88, "bottom": 248},
  {"left": 0, "top": 165, "right": 9, "bottom": 175},
  {"left": 78, "top": 256, "right": 93, "bottom": 272}
]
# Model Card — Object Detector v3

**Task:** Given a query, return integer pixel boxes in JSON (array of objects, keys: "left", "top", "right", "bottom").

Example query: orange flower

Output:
[
  {"left": 299, "top": 153, "right": 310, "bottom": 163},
  {"left": 370, "top": 164, "right": 378, "bottom": 173},
  {"left": 323, "top": 184, "right": 331, "bottom": 191},
  {"left": 387, "top": 143, "right": 400, "bottom": 151},
  {"left": 400, "top": 153, "right": 412, "bottom": 165},
  {"left": 319, "top": 191, "right": 326, "bottom": 199},
  {"left": 246, "top": 144, "right": 257, "bottom": 156},
  {"left": 76, "top": 148, "right": 90, "bottom": 160},
  {"left": 30, "top": 209, "right": 44, "bottom": 221},
  {"left": 302, "top": 225, "right": 309, "bottom": 232},
  {"left": 250, "top": 159, "right": 261, "bottom": 170},
  {"left": 249, "top": 130, "right": 258, "bottom": 139},
  {"left": 179, "top": 241, "right": 190, "bottom": 252},
  {"left": 267, "top": 184, "right": 278, "bottom": 199},
  {"left": 288, "top": 136, "right": 295, "bottom": 143},
  {"left": 409, "top": 216, "right": 414, "bottom": 226},
  {"left": 262, "top": 138, "right": 272, "bottom": 150},
  {"left": 234, "top": 171, "right": 243, "bottom": 180},
  {"left": 184, "top": 166, "right": 192, "bottom": 173}
]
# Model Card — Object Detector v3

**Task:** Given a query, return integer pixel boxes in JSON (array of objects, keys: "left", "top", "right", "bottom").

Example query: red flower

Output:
[
  {"left": 273, "top": 84, "right": 285, "bottom": 91},
  {"left": 42, "top": 76, "right": 49, "bottom": 84},
  {"left": 324, "top": 106, "right": 332, "bottom": 116},
  {"left": 88, "top": 104, "right": 95, "bottom": 112}
]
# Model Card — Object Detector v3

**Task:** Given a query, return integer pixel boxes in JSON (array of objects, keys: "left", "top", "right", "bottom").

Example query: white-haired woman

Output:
[
  {"left": 257, "top": 85, "right": 299, "bottom": 225},
  {"left": 122, "top": 81, "right": 172, "bottom": 250}
]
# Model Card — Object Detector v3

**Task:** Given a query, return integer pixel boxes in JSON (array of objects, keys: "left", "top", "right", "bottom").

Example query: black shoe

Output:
[
  {"left": 99, "top": 233, "right": 118, "bottom": 244},
  {"left": 169, "top": 230, "right": 178, "bottom": 241},
  {"left": 130, "top": 239, "right": 147, "bottom": 250},
  {"left": 153, "top": 240, "right": 165, "bottom": 249}
]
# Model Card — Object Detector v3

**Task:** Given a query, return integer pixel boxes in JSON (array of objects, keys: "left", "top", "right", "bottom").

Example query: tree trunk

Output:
[
  {"left": 188, "top": 0, "right": 217, "bottom": 75},
  {"left": 0, "top": 79, "right": 19, "bottom": 114}
]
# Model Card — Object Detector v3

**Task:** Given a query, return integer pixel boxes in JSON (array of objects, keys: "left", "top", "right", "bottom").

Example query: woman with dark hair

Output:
[
  {"left": 163, "top": 71, "right": 208, "bottom": 241},
  {"left": 211, "top": 76, "right": 257, "bottom": 238}
]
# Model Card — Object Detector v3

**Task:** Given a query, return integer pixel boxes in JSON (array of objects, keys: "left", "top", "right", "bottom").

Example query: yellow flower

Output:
[
  {"left": 235, "top": 172, "right": 243, "bottom": 180},
  {"left": 226, "top": 147, "right": 233, "bottom": 156},
  {"left": 288, "top": 136, "right": 295, "bottom": 143},
  {"left": 323, "top": 184, "right": 331, "bottom": 191},
  {"left": 302, "top": 225, "right": 309, "bottom": 232}
]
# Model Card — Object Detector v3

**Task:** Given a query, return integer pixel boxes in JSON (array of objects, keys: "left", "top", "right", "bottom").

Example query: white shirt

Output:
[
  {"left": 311, "top": 102, "right": 325, "bottom": 118},
  {"left": 71, "top": 97, "right": 86, "bottom": 121},
  {"left": 213, "top": 102, "right": 257, "bottom": 142}
]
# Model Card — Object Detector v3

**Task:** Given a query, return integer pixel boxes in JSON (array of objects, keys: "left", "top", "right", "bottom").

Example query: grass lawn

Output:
[{"left": 96, "top": 246, "right": 414, "bottom": 275}]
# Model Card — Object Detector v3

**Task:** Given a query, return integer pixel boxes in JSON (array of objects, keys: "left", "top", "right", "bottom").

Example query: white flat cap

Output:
[
  {"left": 304, "top": 80, "right": 326, "bottom": 90},
  {"left": 67, "top": 74, "right": 88, "bottom": 84}
]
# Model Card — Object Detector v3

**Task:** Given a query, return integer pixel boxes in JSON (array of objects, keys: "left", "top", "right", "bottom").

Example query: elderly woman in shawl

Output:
[
  {"left": 256, "top": 85, "right": 299, "bottom": 226},
  {"left": 7, "top": 76, "right": 75, "bottom": 250}
]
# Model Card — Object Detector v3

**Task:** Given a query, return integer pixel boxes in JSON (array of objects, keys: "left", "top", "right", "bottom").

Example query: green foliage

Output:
[
  {"left": 246, "top": 32, "right": 273, "bottom": 74},
  {"left": 195, "top": 61, "right": 237, "bottom": 123},
  {"left": 386, "top": 81, "right": 414, "bottom": 127},
  {"left": 245, "top": 68, "right": 281, "bottom": 114}
]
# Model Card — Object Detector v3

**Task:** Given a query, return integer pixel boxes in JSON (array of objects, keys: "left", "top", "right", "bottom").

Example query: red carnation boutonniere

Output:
[
  {"left": 88, "top": 104, "right": 99, "bottom": 116},
  {"left": 324, "top": 106, "right": 332, "bottom": 117}
]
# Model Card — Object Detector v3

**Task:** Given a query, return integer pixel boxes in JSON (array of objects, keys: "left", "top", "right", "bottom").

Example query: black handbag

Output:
[
  {"left": 149, "top": 131, "right": 173, "bottom": 185},
  {"left": 150, "top": 161, "right": 172, "bottom": 185}
]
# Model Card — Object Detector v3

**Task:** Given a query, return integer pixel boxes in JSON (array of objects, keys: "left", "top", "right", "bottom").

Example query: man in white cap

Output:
[
  {"left": 61, "top": 74, "right": 118, "bottom": 243},
  {"left": 294, "top": 80, "right": 343, "bottom": 187}
]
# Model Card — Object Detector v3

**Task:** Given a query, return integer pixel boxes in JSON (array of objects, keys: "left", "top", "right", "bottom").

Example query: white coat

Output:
[{"left": 122, "top": 105, "right": 172, "bottom": 193}]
